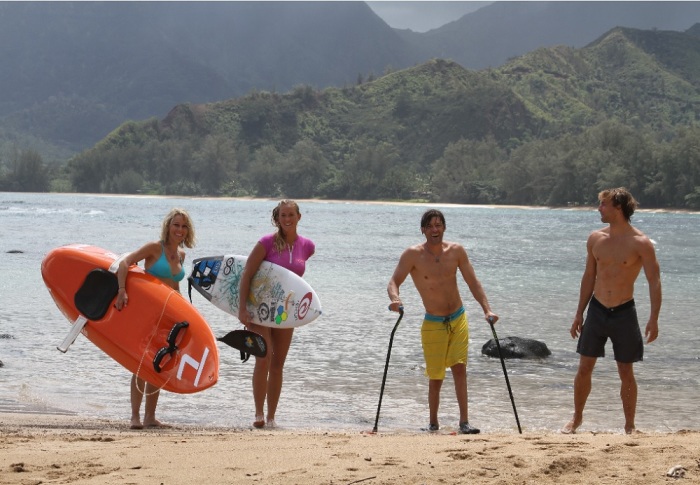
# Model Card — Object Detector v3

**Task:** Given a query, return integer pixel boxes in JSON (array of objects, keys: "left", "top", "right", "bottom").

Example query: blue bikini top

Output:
[{"left": 146, "top": 242, "right": 185, "bottom": 282}]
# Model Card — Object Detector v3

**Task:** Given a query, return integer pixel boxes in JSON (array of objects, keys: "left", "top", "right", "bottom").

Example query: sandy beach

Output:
[{"left": 1, "top": 412, "right": 698, "bottom": 484}]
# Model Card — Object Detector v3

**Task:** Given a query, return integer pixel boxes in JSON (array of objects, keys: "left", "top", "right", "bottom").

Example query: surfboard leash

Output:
[{"left": 134, "top": 291, "right": 175, "bottom": 396}]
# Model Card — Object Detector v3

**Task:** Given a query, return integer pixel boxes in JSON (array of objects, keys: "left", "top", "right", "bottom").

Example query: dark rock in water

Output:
[
  {"left": 0, "top": 334, "right": 14, "bottom": 339},
  {"left": 482, "top": 336, "right": 551, "bottom": 359},
  {"left": 6, "top": 249, "right": 24, "bottom": 254},
  {"left": 0, "top": 360, "right": 3, "bottom": 368}
]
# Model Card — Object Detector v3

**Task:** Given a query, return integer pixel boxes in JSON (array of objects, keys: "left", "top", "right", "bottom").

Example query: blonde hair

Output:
[
  {"left": 271, "top": 199, "right": 300, "bottom": 254},
  {"left": 161, "top": 208, "right": 196, "bottom": 248},
  {"left": 598, "top": 187, "right": 638, "bottom": 221}
]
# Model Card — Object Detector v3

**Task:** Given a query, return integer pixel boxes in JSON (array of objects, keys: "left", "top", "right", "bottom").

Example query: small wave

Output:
[{"left": 6, "top": 206, "right": 105, "bottom": 216}]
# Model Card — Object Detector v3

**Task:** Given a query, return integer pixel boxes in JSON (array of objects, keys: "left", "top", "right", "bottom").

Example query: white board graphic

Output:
[{"left": 189, "top": 255, "right": 322, "bottom": 328}]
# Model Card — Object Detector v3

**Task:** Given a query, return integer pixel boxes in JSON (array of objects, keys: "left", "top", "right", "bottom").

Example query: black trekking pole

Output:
[
  {"left": 372, "top": 307, "right": 404, "bottom": 433},
  {"left": 488, "top": 317, "right": 522, "bottom": 434}
]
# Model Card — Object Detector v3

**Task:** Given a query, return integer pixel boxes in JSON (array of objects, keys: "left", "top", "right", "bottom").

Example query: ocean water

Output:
[{"left": 0, "top": 192, "right": 698, "bottom": 434}]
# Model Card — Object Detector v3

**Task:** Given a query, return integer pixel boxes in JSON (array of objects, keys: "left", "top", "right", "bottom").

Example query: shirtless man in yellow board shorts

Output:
[
  {"left": 562, "top": 188, "right": 661, "bottom": 435},
  {"left": 388, "top": 209, "right": 498, "bottom": 434}
]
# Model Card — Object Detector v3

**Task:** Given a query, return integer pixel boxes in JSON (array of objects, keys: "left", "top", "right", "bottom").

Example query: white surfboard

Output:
[{"left": 188, "top": 255, "right": 322, "bottom": 328}]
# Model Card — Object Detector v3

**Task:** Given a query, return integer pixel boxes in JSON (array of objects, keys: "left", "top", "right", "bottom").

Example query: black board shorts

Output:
[{"left": 577, "top": 296, "right": 643, "bottom": 363}]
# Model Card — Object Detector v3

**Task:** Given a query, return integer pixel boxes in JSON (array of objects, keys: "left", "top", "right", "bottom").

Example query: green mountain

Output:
[
  {"left": 0, "top": 1, "right": 413, "bottom": 157},
  {"left": 56, "top": 26, "right": 700, "bottom": 209},
  {"left": 402, "top": 1, "right": 700, "bottom": 69},
  {"left": 3, "top": 1, "right": 700, "bottom": 162},
  {"left": 495, "top": 26, "right": 700, "bottom": 131}
]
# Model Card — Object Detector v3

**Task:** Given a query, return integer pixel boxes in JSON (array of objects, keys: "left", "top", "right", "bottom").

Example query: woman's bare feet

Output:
[
  {"left": 253, "top": 415, "right": 265, "bottom": 428},
  {"left": 130, "top": 418, "right": 144, "bottom": 430},
  {"left": 561, "top": 419, "right": 581, "bottom": 434},
  {"left": 143, "top": 418, "right": 171, "bottom": 428}
]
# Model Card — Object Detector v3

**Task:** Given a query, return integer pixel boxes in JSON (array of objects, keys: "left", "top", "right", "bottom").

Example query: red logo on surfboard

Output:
[{"left": 297, "top": 292, "right": 313, "bottom": 320}]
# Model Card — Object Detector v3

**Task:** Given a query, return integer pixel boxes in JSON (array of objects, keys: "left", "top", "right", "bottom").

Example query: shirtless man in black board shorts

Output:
[{"left": 562, "top": 188, "right": 662, "bottom": 435}]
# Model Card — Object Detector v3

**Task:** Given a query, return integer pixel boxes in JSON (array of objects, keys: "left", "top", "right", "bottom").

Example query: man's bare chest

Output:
[{"left": 593, "top": 238, "right": 640, "bottom": 268}]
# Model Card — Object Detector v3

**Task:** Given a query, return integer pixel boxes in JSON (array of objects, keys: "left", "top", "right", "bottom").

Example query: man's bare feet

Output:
[
  {"left": 625, "top": 426, "right": 640, "bottom": 435},
  {"left": 130, "top": 418, "right": 144, "bottom": 430},
  {"left": 561, "top": 419, "right": 581, "bottom": 434}
]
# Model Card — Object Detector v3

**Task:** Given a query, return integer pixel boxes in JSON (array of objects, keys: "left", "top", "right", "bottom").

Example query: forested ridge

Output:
[
  {"left": 3, "top": 1, "right": 700, "bottom": 160},
  {"left": 6, "top": 26, "right": 700, "bottom": 208}
]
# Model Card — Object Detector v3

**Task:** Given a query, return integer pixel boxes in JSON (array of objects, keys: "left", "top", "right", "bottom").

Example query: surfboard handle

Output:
[
  {"left": 153, "top": 321, "right": 190, "bottom": 373},
  {"left": 57, "top": 315, "right": 88, "bottom": 353}
]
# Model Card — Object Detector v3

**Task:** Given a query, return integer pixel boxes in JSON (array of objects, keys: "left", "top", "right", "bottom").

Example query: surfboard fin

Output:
[
  {"left": 217, "top": 330, "right": 267, "bottom": 362},
  {"left": 57, "top": 315, "right": 88, "bottom": 353},
  {"left": 59, "top": 266, "right": 119, "bottom": 353}
]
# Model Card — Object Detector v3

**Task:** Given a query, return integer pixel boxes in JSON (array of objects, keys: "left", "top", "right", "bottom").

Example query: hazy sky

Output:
[{"left": 367, "top": 1, "right": 493, "bottom": 32}]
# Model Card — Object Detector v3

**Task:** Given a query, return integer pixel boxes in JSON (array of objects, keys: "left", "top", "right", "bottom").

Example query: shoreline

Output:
[
  {"left": 10, "top": 191, "right": 700, "bottom": 214},
  {"left": 1, "top": 412, "right": 698, "bottom": 484}
]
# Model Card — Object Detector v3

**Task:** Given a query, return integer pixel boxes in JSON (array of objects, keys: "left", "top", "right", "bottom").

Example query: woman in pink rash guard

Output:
[{"left": 238, "top": 199, "right": 315, "bottom": 429}]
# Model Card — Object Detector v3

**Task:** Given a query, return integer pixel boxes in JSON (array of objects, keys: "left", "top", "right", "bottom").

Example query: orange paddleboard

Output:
[{"left": 41, "top": 244, "right": 218, "bottom": 394}]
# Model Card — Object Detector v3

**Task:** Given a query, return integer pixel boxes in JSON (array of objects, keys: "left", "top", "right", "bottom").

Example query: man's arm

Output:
[
  {"left": 387, "top": 248, "right": 414, "bottom": 312},
  {"left": 570, "top": 233, "right": 597, "bottom": 339},
  {"left": 640, "top": 237, "right": 661, "bottom": 344},
  {"left": 457, "top": 245, "right": 498, "bottom": 323}
]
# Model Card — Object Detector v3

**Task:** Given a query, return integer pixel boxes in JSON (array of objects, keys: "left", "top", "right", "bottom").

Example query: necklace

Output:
[
  {"left": 165, "top": 244, "right": 179, "bottom": 262},
  {"left": 425, "top": 244, "right": 442, "bottom": 263}
]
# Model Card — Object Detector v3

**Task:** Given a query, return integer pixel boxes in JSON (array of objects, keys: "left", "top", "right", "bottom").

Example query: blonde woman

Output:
[
  {"left": 238, "top": 200, "right": 315, "bottom": 428},
  {"left": 115, "top": 208, "right": 196, "bottom": 429}
]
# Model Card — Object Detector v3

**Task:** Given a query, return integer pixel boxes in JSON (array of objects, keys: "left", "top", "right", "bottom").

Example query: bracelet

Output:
[{"left": 118, "top": 287, "right": 125, "bottom": 290}]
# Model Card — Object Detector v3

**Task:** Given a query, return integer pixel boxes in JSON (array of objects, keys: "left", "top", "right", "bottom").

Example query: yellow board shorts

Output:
[{"left": 421, "top": 307, "right": 469, "bottom": 380}]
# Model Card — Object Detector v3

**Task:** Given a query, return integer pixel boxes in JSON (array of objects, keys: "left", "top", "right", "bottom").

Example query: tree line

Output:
[{"left": 4, "top": 118, "right": 698, "bottom": 210}]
